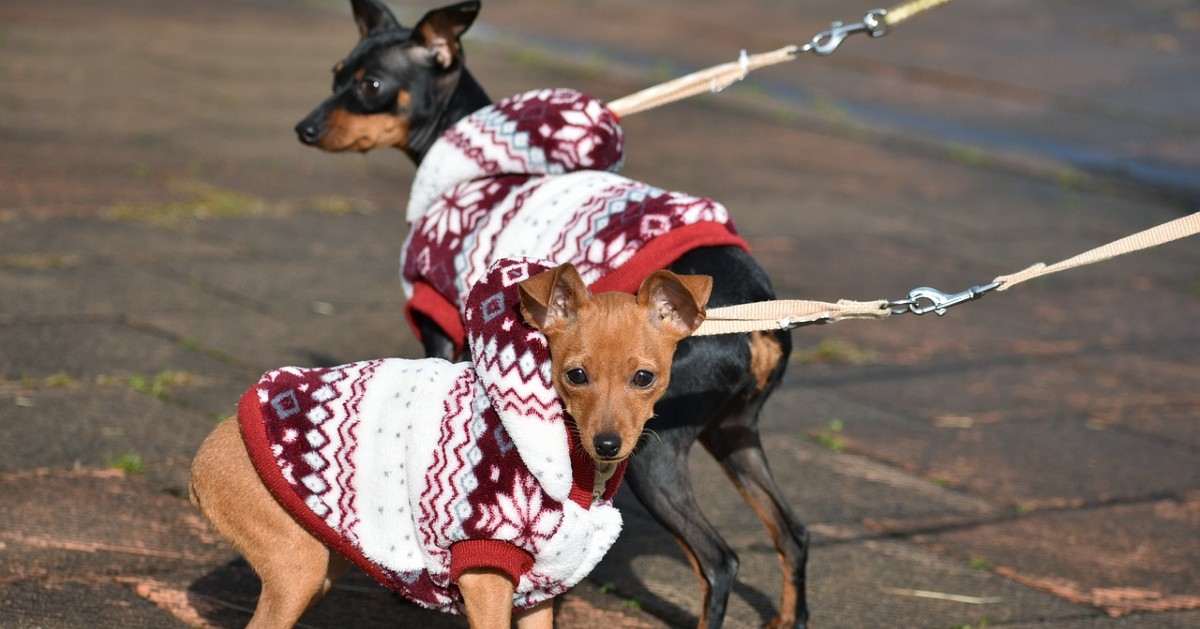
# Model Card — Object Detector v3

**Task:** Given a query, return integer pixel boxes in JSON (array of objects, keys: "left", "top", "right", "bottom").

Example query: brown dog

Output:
[{"left": 190, "top": 262, "right": 711, "bottom": 628}]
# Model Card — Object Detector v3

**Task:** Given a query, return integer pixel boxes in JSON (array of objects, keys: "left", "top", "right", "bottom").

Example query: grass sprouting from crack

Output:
[
  {"left": 308, "top": 195, "right": 373, "bottom": 216},
  {"left": 814, "top": 419, "right": 847, "bottom": 453},
  {"left": 123, "top": 370, "right": 198, "bottom": 400},
  {"left": 6, "top": 371, "right": 80, "bottom": 391},
  {"left": 793, "top": 339, "right": 877, "bottom": 365},
  {"left": 105, "top": 178, "right": 273, "bottom": 227},
  {"left": 969, "top": 557, "right": 993, "bottom": 571},
  {"left": 108, "top": 452, "right": 146, "bottom": 475},
  {"left": 87, "top": 370, "right": 201, "bottom": 401}
]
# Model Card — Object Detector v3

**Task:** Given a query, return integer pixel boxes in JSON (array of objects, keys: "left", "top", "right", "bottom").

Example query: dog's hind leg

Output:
[
  {"left": 191, "top": 419, "right": 350, "bottom": 628},
  {"left": 699, "top": 331, "right": 808, "bottom": 629},
  {"left": 624, "top": 428, "right": 739, "bottom": 629},
  {"left": 700, "top": 416, "right": 809, "bottom": 629}
]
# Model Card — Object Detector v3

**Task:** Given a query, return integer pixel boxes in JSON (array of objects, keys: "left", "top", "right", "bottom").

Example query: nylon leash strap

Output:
[
  {"left": 694, "top": 211, "right": 1200, "bottom": 336},
  {"left": 607, "top": 0, "right": 957, "bottom": 118}
]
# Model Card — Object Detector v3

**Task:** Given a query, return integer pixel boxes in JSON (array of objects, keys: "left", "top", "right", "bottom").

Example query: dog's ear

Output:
[
  {"left": 351, "top": 0, "right": 402, "bottom": 39},
  {"left": 637, "top": 271, "right": 712, "bottom": 340},
  {"left": 414, "top": 0, "right": 481, "bottom": 69},
  {"left": 519, "top": 263, "right": 590, "bottom": 334}
]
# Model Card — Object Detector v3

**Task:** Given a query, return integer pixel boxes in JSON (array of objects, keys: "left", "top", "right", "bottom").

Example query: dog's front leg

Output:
[
  {"left": 515, "top": 597, "right": 552, "bottom": 629},
  {"left": 458, "top": 568, "right": 513, "bottom": 628},
  {"left": 458, "top": 567, "right": 551, "bottom": 629}
]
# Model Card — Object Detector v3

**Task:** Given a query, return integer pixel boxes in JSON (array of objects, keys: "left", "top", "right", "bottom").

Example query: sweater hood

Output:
[{"left": 406, "top": 89, "right": 624, "bottom": 225}]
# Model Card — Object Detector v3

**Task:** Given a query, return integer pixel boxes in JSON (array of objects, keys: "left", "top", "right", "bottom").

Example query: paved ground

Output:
[{"left": 1, "top": 0, "right": 1198, "bottom": 627}]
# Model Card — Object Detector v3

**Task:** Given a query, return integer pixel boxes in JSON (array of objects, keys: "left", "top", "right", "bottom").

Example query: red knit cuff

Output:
[
  {"left": 405, "top": 281, "right": 467, "bottom": 356},
  {"left": 589, "top": 222, "right": 748, "bottom": 295},
  {"left": 449, "top": 540, "right": 535, "bottom": 586}
]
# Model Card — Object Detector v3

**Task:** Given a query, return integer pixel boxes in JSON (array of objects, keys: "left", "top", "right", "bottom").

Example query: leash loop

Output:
[
  {"left": 889, "top": 281, "right": 1002, "bottom": 316},
  {"left": 803, "top": 9, "right": 891, "bottom": 56}
]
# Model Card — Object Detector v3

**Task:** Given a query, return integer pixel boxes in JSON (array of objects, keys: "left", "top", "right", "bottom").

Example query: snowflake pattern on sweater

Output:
[
  {"left": 401, "top": 88, "right": 748, "bottom": 352},
  {"left": 239, "top": 258, "right": 625, "bottom": 614}
]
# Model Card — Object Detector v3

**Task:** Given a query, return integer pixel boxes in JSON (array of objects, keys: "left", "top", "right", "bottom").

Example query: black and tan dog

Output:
[{"left": 294, "top": 2, "right": 807, "bottom": 627}]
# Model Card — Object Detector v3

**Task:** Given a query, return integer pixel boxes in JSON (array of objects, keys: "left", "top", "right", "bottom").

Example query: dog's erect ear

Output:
[
  {"left": 637, "top": 271, "right": 712, "bottom": 340},
  {"left": 351, "top": 0, "right": 402, "bottom": 39},
  {"left": 519, "top": 263, "right": 590, "bottom": 334},
  {"left": 414, "top": 0, "right": 481, "bottom": 69}
]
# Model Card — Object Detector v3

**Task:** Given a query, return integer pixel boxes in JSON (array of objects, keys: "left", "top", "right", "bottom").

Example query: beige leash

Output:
[
  {"left": 607, "top": 0, "right": 957, "bottom": 118},
  {"left": 992, "top": 211, "right": 1200, "bottom": 291},
  {"left": 694, "top": 211, "right": 1200, "bottom": 336},
  {"left": 598, "top": 0, "right": 1198, "bottom": 335}
]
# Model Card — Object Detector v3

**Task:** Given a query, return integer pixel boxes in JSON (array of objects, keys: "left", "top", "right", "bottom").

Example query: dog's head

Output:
[
  {"left": 294, "top": 0, "right": 481, "bottom": 160},
  {"left": 519, "top": 264, "right": 712, "bottom": 463}
]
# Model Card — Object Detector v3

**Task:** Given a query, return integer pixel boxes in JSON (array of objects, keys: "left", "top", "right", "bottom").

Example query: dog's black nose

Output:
[
  {"left": 593, "top": 434, "right": 622, "bottom": 459},
  {"left": 295, "top": 120, "right": 322, "bottom": 145}
]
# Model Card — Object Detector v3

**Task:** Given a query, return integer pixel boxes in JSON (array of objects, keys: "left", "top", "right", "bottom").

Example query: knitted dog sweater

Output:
[
  {"left": 401, "top": 88, "right": 749, "bottom": 354},
  {"left": 239, "top": 258, "right": 626, "bottom": 614}
]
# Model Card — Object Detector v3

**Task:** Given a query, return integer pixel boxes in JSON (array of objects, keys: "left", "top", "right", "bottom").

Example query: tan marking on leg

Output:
[
  {"left": 728, "top": 479, "right": 798, "bottom": 628},
  {"left": 748, "top": 331, "right": 784, "bottom": 390},
  {"left": 672, "top": 535, "right": 711, "bottom": 628}
]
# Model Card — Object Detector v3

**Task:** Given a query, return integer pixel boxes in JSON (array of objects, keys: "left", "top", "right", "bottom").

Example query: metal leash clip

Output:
[
  {"left": 800, "top": 9, "right": 891, "bottom": 56},
  {"left": 889, "top": 281, "right": 1003, "bottom": 316}
]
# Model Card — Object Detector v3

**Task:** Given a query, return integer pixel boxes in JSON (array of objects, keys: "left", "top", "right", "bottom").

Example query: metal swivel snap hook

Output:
[
  {"left": 801, "top": 9, "right": 891, "bottom": 56},
  {"left": 889, "top": 281, "right": 1003, "bottom": 316}
]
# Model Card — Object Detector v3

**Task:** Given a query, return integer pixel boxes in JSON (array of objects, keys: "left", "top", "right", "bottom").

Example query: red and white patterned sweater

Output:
[
  {"left": 239, "top": 258, "right": 626, "bottom": 614},
  {"left": 401, "top": 88, "right": 748, "bottom": 354}
]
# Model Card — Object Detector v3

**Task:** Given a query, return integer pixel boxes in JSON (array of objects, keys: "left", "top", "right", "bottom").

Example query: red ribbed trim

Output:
[
  {"left": 449, "top": 540, "right": 534, "bottom": 586},
  {"left": 406, "top": 223, "right": 747, "bottom": 351},
  {"left": 404, "top": 280, "right": 468, "bottom": 356},
  {"left": 589, "top": 222, "right": 748, "bottom": 294},
  {"left": 236, "top": 389, "right": 394, "bottom": 588}
]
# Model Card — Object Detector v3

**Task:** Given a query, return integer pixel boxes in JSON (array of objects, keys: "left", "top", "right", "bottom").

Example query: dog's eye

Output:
[
  {"left": 632, "top": 370, "right": 655, "bottom": 388},
  {"left": 359, "top": 78, "right": 382, "bottom": 98},
  {"left": 565, "top": 368, "right": 588, "bottom": 386}
]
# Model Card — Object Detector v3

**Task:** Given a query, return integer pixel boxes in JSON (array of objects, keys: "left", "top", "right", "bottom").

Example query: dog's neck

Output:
[{"left": 408, "top": 68, "right": 491, "bottom": 164}]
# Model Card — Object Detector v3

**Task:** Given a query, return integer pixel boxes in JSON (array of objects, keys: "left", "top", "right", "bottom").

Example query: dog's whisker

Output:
[{"left": 638, "top": 428, "right": 663, "bottom": 447}]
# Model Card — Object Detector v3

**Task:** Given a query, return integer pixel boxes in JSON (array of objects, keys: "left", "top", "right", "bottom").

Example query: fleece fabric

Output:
[
  {"left": 401, "top": 88, "right": 749, "bottom": 353},
  {"left": 239, "top": 258, "right": 626, "bottom": 614}
]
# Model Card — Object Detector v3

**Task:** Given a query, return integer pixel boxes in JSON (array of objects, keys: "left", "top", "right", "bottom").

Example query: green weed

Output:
[
  {"left": 309, "top": 195, "right": 368, "bottom": 216},
  {"left": 12, "top": 372, "right": 79, "bottom": 390},
  {"left": 109, "top": 452, "right": 146, "bottom": 475},
  {"left": 44, "top": 371, "right": 77, "bottom": 388},
  {"left": 105, "top": 178, "right": 272, "bottom": 227},
  {"left": 947, "top": 144, "right": 989, "bottom": 167},
  {"left": 815, "top": 419, "right": 847, "bottom": 453},
  {"left": 968, "top": 557, "right": 993, "bottom": 571},
  {"left": 125, "top": 370, "right": 198, "bottom": 400},
  {"left": 794, "top": 339, "right": 877, "bottom": 365},
  {"left": 1056, "top": 168, "right": 1083, "bottom": 189}
]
